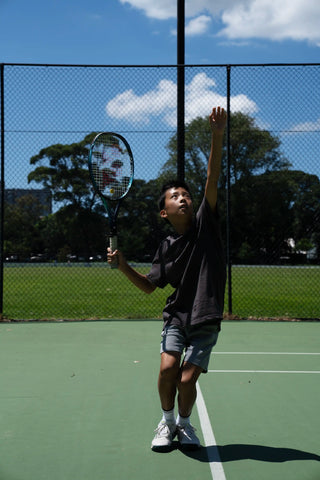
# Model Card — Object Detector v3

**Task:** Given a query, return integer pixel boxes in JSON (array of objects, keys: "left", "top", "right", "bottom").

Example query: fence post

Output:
[
  {"left": 226, "top": 65, "right": 232, "bottom": 315},
  {"left": 0, "top": 64, "right": 4, "bottom": 317},
  {"left": 177, "top": 0, "right": 185, "bottom": 181}
]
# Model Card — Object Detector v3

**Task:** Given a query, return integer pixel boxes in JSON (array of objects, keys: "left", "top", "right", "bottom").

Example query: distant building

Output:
[{"left": 4, "top": 188, "right": 52, "bottom": 216}]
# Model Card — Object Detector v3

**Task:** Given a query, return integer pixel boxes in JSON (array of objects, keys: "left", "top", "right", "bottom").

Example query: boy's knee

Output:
[
  {"left": 159, "top": 352, "right": 181, "bottom": 377},
  {"left": 159, "top": 363, "right": 180, "bottom": 381},
  {"left": 177, "top": 373, "right": 195, "bottom": 389},
  {"left": 178, "top": 363, "right": 203, "bottom": 387}
]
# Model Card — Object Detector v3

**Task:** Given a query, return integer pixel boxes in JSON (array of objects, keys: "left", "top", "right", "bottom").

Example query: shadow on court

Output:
[{"left": 181, "top": 444, "right": 320, "bottom": 463}]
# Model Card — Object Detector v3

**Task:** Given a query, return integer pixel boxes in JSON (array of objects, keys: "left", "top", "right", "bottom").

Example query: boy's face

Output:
[{"left": 160, "top": 187, "right": 193, "bottom": 230}]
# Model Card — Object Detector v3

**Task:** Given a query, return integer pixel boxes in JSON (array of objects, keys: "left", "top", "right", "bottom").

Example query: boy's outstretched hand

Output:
[{"left": 209, "top": 106, "right": 227, "bottom": 134}]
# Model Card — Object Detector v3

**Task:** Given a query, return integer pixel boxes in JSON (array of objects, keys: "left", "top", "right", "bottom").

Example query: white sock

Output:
[
  {"left": 162, "top": 408, "right": 175, "bottom": 424},
  {"left": 176, "top": 413, "right": 190, "bottom": 427}
]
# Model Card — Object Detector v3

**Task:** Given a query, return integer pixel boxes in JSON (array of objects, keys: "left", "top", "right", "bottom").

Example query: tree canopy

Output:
[
  {"left": 159, "top": 112, "right": 291, "bottom": 208},
  {"left": 28, "top": 133, "right": 98, "bottom": 210},
  {"left": 4, "top": 112, "right": 319, "bottom": 264}
]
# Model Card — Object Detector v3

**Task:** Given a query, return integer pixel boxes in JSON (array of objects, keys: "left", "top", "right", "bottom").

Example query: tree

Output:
[
  {"left": 24, "top": 117, "right": 319, "bottom": 264},
  {"left": 27, "top": 133, "right": 110, "bottom": 260},
  {"left": 28, "top": 133, "right": 99, "bottom": 210},
  {"left": 160, "top": 112, "right": 291, "bottom": 209},
  {"left": 289, "top": 170, "right": 320, "bottom": 241},
  {"left": 232, "top": 170, "right": 320, "bottom": 263},
  {"left": 4, "top": 194, "right": 45, "bottom": 260},
  {"left": 231, "top": 171, "right": 297, "bottom": 263},
  {"left": 118, "top": 179, "right": 170, "bottom": 261},
  {"left": 289, "top": 170, "right": 320, "bottom": 262},
  {"left": 160, "top": 111, "right": 320, "bottom": 264},
  {"left": 37, "top": 206, "right": 108, "bottom": 261},
  {"left": 26, "top": 134, "right": 169, "bottom": 261}
]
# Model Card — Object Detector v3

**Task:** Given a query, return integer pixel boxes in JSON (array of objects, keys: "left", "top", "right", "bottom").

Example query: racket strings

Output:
[{"left": 91, "top": 135, "right": 133, "bottom": 199}]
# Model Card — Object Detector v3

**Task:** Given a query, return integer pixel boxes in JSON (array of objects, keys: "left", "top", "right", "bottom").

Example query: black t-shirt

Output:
[{"left": 147, "top": 197, "right": 226, "bottom": 328}]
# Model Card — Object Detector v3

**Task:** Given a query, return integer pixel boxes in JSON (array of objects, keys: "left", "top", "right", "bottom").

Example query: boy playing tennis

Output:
[{"left": 107, "top": 106, "right": 227, "bottom": 451}]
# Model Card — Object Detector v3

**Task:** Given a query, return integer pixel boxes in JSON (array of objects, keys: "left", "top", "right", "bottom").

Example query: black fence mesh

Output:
[{"left": 1, "top": 63, "right": 319, "bottom": 320}]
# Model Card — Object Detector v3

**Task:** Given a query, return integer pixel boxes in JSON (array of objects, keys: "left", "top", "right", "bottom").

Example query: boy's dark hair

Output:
[{"left": 158, "top": 180, "right": 192, "bottom": 211}]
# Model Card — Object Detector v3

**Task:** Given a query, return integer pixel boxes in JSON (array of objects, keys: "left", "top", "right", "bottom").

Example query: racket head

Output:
[{"left": 88, "top": 132, "right": 134, "bottom": 201}]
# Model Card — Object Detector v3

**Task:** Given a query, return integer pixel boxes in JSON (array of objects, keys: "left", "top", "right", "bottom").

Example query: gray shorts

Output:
[{"left": 160, "top": 322, "right": 220, "bottom": 373}]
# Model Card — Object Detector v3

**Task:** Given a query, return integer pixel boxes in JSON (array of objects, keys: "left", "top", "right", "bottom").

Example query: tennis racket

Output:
[{"left": 88, "top": 132, "right": 134, "bottom": 268}]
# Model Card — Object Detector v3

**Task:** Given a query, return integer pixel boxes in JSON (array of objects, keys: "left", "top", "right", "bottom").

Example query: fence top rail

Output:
[{"left": 1, "top": 62, "right": 320, "bottom": 68}]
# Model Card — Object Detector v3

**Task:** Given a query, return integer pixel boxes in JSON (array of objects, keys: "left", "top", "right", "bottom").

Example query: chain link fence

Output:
[{"left": 0, "top": 63, "right": 319, "bottom": 320}]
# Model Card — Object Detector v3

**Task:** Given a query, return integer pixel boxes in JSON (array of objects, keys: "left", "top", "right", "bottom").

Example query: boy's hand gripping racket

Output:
[{"left": 88, "top": 132, "right": 134, "bottom": 268}]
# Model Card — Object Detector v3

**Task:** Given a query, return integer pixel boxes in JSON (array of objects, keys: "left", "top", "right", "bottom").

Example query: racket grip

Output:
[{"left": 109, "top": 236, "right": 118, "bottom": 269}]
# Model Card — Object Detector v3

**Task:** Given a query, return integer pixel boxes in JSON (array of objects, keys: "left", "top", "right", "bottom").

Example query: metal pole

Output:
[
  {"left": 177, "top": 0, "right": 185, "bottom": 181},
  {"left": 0, "top": 64, "right": 4, "bottom": 317},
  {"left": 226, "top": 66, "right": 232, "bottom": 315}
]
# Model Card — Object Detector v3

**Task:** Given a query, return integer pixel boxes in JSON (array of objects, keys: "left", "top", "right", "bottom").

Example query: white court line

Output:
[
  {"left": 208, "top": 370, "right": 320, "bottom": 374},
  {"left": 196, "top": 382, "right": 227, "bottom": 480},
  {"left": 210, "top": 352, "right": 320, "bottom": 373},
  {"left": 213, "top": 352, "right": 320, "bottom": 355}
]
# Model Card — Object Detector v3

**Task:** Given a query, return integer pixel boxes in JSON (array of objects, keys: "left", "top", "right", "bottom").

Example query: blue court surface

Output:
[{"left": 0, "top": 320, "right": 319, "bottom": 480}]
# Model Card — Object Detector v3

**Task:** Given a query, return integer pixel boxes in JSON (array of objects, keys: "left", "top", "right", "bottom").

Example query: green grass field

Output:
[
  {"left": 229, "top": 265, "right": 319, "bottom": 319},
  {"left": 2, "top": 263, "right": 320, "bottom": 320}
]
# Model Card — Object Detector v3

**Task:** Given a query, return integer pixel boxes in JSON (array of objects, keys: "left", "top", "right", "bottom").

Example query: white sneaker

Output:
[
  {"left": 151, "top": 420, "right": 176, "bottom": 451},
  {"left": 176, "top": 423, "right": 200, "bottom": 450}
]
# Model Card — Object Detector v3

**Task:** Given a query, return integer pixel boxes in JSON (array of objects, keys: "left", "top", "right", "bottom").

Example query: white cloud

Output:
[
  {"left": 106, "top": 79, "right": 176, "bottom": 124},
  {"left": 118, "top": 0, "right": 320, "bottom": 45},
  {"left": 185, "top": 15, "right": 212, "bottom": 36},
  {"left": 106, "top": 73, "right": 258, "bottom": 127},
  {"left": 119, "top": 0, "right": 177, "bottom": 20},
  {"left": 118, "top": 0, "right": 228, "bottom": 20},
  {"left": 171, "top": 15, "right": 212, "bottom": 37},
  {"left": 219, "top": 0, "right": 320, "bottom": 45},
  {"left": 290, "top": 118, "right": 320, "bottom": 132}
]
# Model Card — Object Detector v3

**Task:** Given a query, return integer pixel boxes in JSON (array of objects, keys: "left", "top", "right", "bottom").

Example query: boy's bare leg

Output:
[
  {"left": 177, "top": 362, "right": 203, "bottom": 417},
  {"left": 153, "top": 354, "right": 202, "bottom": 450},
  {"left": 158, "top": 352, "right": 181, "bottom": 411},
  {"left": 158, "top": 354, "right": 203, "bottom": 415}
]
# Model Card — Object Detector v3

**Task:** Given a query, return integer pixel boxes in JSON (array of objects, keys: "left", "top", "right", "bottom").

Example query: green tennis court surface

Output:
[{"left": 0, "top": 320, "right": 319, "bottom": 480}]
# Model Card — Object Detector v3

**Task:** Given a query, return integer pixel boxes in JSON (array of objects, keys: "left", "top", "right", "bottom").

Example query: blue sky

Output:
[
  {"left": 1, "top": 0, "right": 320, "bottom": 65},
  {"left": 1, "top": 0, "right": 320, "bottom": 192}
]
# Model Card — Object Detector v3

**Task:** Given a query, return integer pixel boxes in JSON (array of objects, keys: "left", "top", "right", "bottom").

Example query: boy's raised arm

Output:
[{"left": 205, "top": 106, "right": 227, "bottom": 212}]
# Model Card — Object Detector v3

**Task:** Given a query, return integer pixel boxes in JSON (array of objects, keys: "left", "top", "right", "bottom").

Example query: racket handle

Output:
[{"left": 109, "top": 236, "right": 118, "bottom": 269}]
